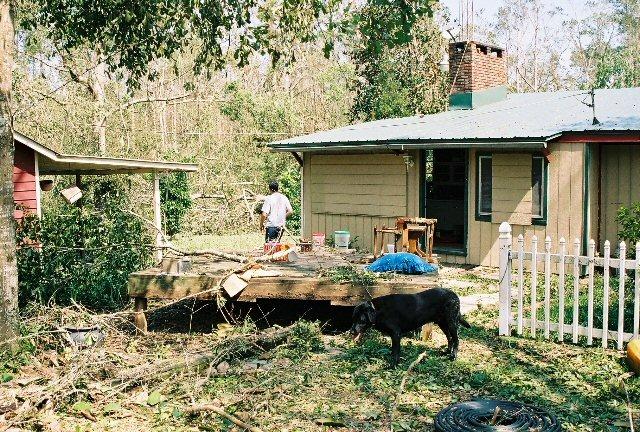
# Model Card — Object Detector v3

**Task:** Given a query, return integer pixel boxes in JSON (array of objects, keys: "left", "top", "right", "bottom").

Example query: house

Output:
[
  {"left": 12, "top": 131, "right": 197, "bottom": 261},
  {"left": 268, "top": 40, "right": 640, "bottom": 266}
]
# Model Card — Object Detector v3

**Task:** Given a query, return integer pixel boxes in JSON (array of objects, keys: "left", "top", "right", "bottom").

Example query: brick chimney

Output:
[{"left": 448, "top": 41, "right": 507, "bottom": 110}]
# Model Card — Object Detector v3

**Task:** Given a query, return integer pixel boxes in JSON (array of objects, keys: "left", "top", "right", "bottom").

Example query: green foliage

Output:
[
  {"left": 23, "top": 1, "right": 327, "bottom": 86},
  {"left": 16, "top": 177, "right": 152, "bottom": 311},
  {"left": 321, "top": 265, "right": 376, "bottom": 287},
  {"left": 23, "top": 0, "right": 432, "bottom": 88},
  {"left": 351, "top": 7, "right": 448, "bottom": 121},
  {"left": 616, "top": 203, "right": 640, "bottom": 255},
  {"left": 160, "top": 172, "right": 192, "bottom": 236},
  {"left": 276, "top": 320, "right": 324, "bottom": 361},
  {"left": 572, "top": 0, "right": 640, "bottom": 89},
  {"left": 593, "top": 46, "right": 640, "bottom": 88},
  {"left": 518, "top": 271, "right": 636, "bottom": 338},
  {"left": 278, "top": 164, "right": 301, "bottom": 235}
]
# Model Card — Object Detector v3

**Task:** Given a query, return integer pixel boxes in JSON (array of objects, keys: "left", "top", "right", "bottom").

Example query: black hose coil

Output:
[{"left": 434, "top": 399, "right": 561, "bottom": 431}]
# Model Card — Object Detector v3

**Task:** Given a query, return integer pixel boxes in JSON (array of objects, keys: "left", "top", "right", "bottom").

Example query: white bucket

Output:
[
  {"left": 334, "top": 230, "right": 350, "bottom": 249},
  {"left": 387, "top": 244, "right": 395, "bottom": 253}
]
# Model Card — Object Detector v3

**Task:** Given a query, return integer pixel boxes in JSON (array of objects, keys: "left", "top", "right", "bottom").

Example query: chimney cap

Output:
[{"left": 450, "top": 40, "right": 504, "bottom": 56}]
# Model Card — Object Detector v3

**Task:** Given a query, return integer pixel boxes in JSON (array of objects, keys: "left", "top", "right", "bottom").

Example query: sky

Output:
[{"left": 439, "top": 0, "right": 594, "bottom": 36}]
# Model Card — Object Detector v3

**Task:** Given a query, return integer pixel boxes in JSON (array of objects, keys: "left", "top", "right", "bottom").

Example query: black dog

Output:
[{"left": 350, "top": 288, "right": 470, "bottom": 366}]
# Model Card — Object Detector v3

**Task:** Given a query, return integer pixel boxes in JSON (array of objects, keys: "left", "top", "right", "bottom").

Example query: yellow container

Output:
[{"left": 627, "top": 338, "right": 640, "bottom": 374}]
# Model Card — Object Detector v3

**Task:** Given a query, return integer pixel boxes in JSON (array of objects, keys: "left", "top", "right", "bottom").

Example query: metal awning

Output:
[{"left": 15, "top": 131, "right": 198, "bottom": 175}]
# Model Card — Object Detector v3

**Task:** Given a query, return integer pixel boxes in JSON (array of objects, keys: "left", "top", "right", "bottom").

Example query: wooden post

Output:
[
  {"left": 603, "top": 240, "right": 610, "bottom": 348},
  {"left": 134, "top": 297, "right": 148, "bottom": 333},
  {"left": 587, "top": 239, "right": 595, "bottom": 346},
  {"left": 618, "top": 241, "right": 626, "bottom": 350},
  {"left": 558, "top": 237, "right": 566, "bottom": 342},
  {"left": 531, "top": 236, "right": 538, "bottom": 337},
  {"left": 373, "top": 226, "right": 378, "bottom": 259},
  {"left": 634, "top": 242, "right": 640, "bottom": 339},
  {"left": 517, "top": 234, "right": 524, "bottom": 335},
  {"left": 572, "top": 238, "right": 580, "bottom": 344},
  {"left": 153, "top": 172, "right": 163, "bottom": 263},
  {"left": 544, "top": 236, "right": 551, "bottom": 339},
  {"left": 498, "top": 222, "right": 512, "bottom": 336}
]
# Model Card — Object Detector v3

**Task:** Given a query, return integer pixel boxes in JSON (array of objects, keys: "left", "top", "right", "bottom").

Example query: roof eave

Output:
[
  {"left": 269, "top": 138, "right": 549, "bottom": 152},
  {"left": 14, "top": 130, "right": 198, "bottom": 174}
]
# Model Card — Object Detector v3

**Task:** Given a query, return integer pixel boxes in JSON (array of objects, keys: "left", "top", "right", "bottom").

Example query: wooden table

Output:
[{"left": 373, "top": 217, "right": 437, "bottom": 262}]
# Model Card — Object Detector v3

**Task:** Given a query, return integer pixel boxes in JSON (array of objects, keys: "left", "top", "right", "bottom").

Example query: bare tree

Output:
[{"left": 493, "top": 0, "right": 568, "bottom": 92}]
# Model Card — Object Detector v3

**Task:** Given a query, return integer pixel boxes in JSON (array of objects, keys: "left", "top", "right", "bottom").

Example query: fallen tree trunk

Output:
[
  {"left": 166, "top": 245, "right": 249, "bottom": 263},
  {"left": 167, "top": 243, "right": 294, "bottom": 264}
]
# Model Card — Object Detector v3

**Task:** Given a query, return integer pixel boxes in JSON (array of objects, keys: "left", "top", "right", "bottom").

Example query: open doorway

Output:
[{"left": 423, "top": 149, "right": 467, "bottom": 253}]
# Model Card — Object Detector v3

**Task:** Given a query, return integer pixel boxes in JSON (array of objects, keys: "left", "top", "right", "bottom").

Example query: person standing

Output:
[{"left": 260, "top": 181, "right": 293, "bottom": 242}]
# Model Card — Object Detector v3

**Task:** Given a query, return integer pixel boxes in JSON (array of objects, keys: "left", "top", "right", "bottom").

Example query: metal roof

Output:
[
  {"left": 269, "top": 88, "right": 640, "bottom": 151},
  {"left": 15, "top": 131, "right": 198, "bottom": 175}
]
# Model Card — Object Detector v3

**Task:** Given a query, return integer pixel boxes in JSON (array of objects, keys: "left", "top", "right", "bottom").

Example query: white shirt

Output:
[{"left": 261, "top": 192, "right": 292, "bottom": 228}]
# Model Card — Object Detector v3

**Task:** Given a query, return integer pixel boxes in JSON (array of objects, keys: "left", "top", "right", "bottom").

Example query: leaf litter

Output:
[{"left": 0, "top": 267, "right": 639, "bottom": 431}]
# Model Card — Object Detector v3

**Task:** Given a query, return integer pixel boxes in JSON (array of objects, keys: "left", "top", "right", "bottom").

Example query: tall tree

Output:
[
  {"left": 594, "top": 0, "right": 640, "bottom": 87},
  {"left": 493, "top": 0, "right": 566, "bottom": 92},
  {"left": 351, "top": 5, "right": 448, "bottom": 121},
  {"left": 1, "top": 0, "right": 434, "bottom": 345},
  {"left": 0, "top": 0, "right": 17, "bottom": 347},
  {"left": 568, "top": 0, "right": 640, "bottom": 89}
]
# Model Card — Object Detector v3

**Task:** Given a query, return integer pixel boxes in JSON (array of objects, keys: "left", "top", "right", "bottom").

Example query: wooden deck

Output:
[{"left": 128, "top": 248, "right": 439, "bottom": 331}]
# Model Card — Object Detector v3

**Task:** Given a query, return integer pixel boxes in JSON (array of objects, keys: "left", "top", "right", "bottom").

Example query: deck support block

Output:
[{"left": 134, "top": 297, "right": 148, "bottom": 334}]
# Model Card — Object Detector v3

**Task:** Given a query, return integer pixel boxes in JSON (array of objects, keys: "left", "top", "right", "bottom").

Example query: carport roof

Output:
[{"left": 15, "top": 131, "right": 197, "bottom": 175}]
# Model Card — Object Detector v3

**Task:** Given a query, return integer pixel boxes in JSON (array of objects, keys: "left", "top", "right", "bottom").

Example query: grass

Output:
[
  {"left": 513, "top": 271, "right": 639, "bottom": 343},
  {"left": 174, "top": 310, "right": 638, "bottom": 431},
  {"left": 172, "top": 232, "right": 265, "bottom": 253},
  {"left": 5, "top": 306, "right": 636, "bottom": 431}
]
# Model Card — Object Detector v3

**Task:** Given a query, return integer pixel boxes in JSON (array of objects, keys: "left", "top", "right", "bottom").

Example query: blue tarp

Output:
[{"left": 367, "top": 252, "right": 438, "bottom": 275}]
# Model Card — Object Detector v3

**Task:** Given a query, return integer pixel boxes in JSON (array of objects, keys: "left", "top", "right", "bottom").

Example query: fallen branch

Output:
[
  {"left": 185, "top": 404, "right": 264, "bottom": 432},
  {"left": 111, "top": 324, "right": 295, "bottom": 386},
  {"left": 388, "top": 352, "right": 428, "bottom": 432}
]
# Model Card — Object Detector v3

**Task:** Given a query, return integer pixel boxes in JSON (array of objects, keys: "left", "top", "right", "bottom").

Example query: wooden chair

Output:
[{"left": 373, "top": 224, "right": 401, "bottom": 259}]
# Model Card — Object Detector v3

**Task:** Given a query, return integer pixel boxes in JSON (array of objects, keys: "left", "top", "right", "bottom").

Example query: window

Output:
[
  {"left": 476, "top": 154, "right": 492, "bottom": 221},
  {"left": 532, "top": 155, "right": 547, "bottom": 224}
]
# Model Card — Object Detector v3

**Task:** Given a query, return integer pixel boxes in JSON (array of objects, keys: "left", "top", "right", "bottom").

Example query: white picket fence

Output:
[{"left": 497, "top": 222, "right": 640, "bottom": 349}]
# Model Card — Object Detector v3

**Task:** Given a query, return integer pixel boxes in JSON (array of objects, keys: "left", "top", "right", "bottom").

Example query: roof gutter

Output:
[{"left": 269, "top": 139, "right": 548, "bottom": 152}]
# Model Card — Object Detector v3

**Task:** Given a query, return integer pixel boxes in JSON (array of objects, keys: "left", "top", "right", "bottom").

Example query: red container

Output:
[
  {"left": 263, "top": 242, "right": 289, "bottom": 262},
  {"left": 312, "top": 232, "right": 325, "bottom": 246}
]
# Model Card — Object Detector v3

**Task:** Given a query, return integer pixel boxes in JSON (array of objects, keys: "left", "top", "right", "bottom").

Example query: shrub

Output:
[
  {"left": 160, "top": 172, "right": 192, "bottom": 236},
  {"left": 16, "top": 177, "right": 152, "bottom": 311},
  {"left": 616, "top": 202, "right": 640, "bottom": 256}
]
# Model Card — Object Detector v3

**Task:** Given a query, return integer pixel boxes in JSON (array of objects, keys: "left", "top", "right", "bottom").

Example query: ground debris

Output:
[{"left": 0, "top": 303, "right": 317, "bottom": 431}]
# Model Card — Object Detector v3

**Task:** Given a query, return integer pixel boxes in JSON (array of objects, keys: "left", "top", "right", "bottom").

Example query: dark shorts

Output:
[{"left": 265, "top": 226, "right": 283, "bottom": 242}]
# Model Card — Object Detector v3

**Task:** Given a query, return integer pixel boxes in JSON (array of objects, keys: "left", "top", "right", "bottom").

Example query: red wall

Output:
[{"left": 13, "top": 142, "right": 37, "bottom": 219}]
